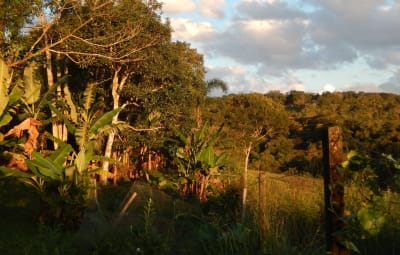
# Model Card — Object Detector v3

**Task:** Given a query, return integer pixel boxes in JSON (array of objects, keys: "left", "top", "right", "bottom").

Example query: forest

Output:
[{"left": 1, "top": 1, "right": 400, "bottom": 254}]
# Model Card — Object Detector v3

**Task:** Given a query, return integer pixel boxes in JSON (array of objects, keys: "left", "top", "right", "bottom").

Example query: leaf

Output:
[
  {"left": 23, "top": 62, "right": 41, "bottom": 104},
  {"left": 48, "top": 103, "right": 76, "bottom": 134},
  {"left": 89, "top": 108, "right": 121, "bottom": 135},
  {"left": 75, "top": 150, "right": 87, "bottom": 173},
  {"left": 75, "top": 147, "right": 93, "bottom": 173},
  {"left": 48, "top": 143, "right": 73, "bottom": 167},
  {"left": 0, "top": 60, "right": 9, "bottom": 115},
  {"left": 63, "top": 85, "right": 78, "bottom": 123},
  {"left": 94, "top": 169, "right": 113, "bottom": 177},
  {"left": 0, "top": 113, "right": 12, "bottom": 127},
  {"left": 75, "top": 117, "right": 90, "bottom": 150},
  {"left": 357, "top": 205, "right": 385, "bottom": 237},
  {"left": 8, "top": 84, "right": 24, "bottom": 106},
  {"left": 0, "top": 166, "right": 32, "bottom": 179},
  {"left": 27, "top": 152, "right": 62, "bottom": 181},
  {"left": 340, "top": 240, "right": 360, "bottom": 253},
  {"left": 198, "top": 146, "right": 214, "bottom": 165},
  {"left": 0, "top": 95, "right": 9, "bottom": 120},
  {"left": 174, "top": 129, "right": 188, "bottom": 145},
  {"left": 176, "top": 147, "right": 186, "bottom": 159},
  {"left": 34, "top": 76, "right": 67, "bottom": 118},
  {"left": 83, "top": 83, "right": 96, "bottom": 113},
  {"left": 0, "top": 59, "right": 11, "bottom": 91}
]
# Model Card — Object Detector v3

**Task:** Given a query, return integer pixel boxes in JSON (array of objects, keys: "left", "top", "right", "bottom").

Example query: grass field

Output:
[{"left": 1, "top": 171, "right": 400, "bottom": 254}]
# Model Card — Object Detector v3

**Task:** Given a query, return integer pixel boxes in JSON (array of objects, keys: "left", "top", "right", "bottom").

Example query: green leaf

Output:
[
  {"left": 0, "top": 95, "right": 9, "bottom": 119},
  {"left": 23, "top": 62, "right": 41, "bottom": 104},
  {"left": 0, "top": 60, "right": 9, "bottom": 115},
  {"left": 34, "top": 76, "right": 67, "bottom": 118},
  {"left": 357, "top": 205, "right": 385, "bottom": 237},
  {"left": 176, "top": 147, "right": 186, "bottom": 159},
  {"left": 48, "top": 103, "right": 76, "bottom": 134},
  {"left": 340, "top": 240, "right": 360, "bottom": 253},
  {"left": 8, "top": 85, "right": 23, "bottom": 106},
  {"left": 89, "top": 108, "right": 121, "bottom": 135},
  {"left": 94, "top": 169, "right": 113, "bottom": 177},
  {"left": 0, "top": 166, "right": 32, "bottom": 178},
  {"left": 83, "top": 83, "right": 96, "bottom": 113},
  {"left": 48, "top": 143, "right": 73, "bottom": 166},
  {"left": 27, "top": 152, "right": 62, "bottom": 181},
  {"left": 63, "top": 85, "right": 78, "bottom": 123},
  {"left": 0, "top": 113, "right": 12, "bottom": 127},
  {"left": 75, "top": 147, "right": 93, "bottom": 173},
  {"left": 75, "top": 150, "right": 86, "bottom": 173},
  {"left": 0, "top": 59, "right": 10, "bottom": 92}
]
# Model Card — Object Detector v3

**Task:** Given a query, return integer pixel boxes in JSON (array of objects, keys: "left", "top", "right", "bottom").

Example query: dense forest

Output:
[
  {"left": 205, "top": 91, "right": 400, "bottom": 177},
  {"left": 1, "top": 1, "right": 400, "bottom": 254}
]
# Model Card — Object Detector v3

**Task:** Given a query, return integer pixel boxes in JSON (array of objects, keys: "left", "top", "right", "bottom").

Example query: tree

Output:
[
  {"left": 116, "top": 41, "right": 208, "bottom": 179},
  {"left": 209, "top": 93, "right": 289, "bottom": 221},
  {"left": 56, "top": 0, "right": 172, "bottom": 183},
  {"left": 206, "top": 78, "right": 228, "bottom": 95}
]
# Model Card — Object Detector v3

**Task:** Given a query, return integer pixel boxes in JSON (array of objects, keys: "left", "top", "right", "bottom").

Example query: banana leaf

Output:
[{"left": 26, "top": 152, "right": 62, "bottom": 181}]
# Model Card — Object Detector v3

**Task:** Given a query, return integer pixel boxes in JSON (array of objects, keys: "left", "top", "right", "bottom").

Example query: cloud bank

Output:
[{"left": 162, "top": 0, "right": 400, "bottom": 94}]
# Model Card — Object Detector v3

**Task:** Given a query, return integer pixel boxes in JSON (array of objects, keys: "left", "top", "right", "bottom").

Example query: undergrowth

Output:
[{"left": 1, "top": 172, "right": 400, "bottom": 255}]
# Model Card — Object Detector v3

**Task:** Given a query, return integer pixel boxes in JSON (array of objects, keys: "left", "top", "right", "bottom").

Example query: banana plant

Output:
[
  {"left": 0, "top": 140, "right": 89, "bottom": 227},
  {"left": 51, "top": 82, "right": 121, "bottom": 176},
  {"left": 167, "top": 124, "right": 226, "bottom": 200}
]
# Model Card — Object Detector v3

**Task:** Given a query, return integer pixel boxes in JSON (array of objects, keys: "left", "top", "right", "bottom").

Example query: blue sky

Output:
[{"left": 161, "top": 0, "right": 400, "bottom": 95}]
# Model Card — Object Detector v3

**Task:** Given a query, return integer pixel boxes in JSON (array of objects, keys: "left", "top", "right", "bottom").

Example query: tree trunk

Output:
[
  {"left": 45, "top": 42, "right": 68, "bottom": 150},
  {"left": 145, "top": 150, "right": 151, "bottom": 182},
  {"left": 242, "top": 142, "right": 252, "bottom": 223},
  {"left": 56, "top": 53, "right": 68, "bottom": 143},
  {"left": 199, "top": 174, "right": 207, "bottom": 202},
  {"left": 45, "top": 48, "right": 61, "bottom": 150},
  {"left": 100, "top": 69, "right": 128, "bottom": 184}
]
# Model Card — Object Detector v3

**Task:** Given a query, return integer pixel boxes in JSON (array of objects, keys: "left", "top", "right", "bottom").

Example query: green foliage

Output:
[
  {"left": 166, "top": 124, "right": 226, "bottom": 200},
  {"left": 336, "top": 151, "right": 391, "bottom": 252},
  {"left": 0, "top": 140, "right": 92, "bottom": 228},
  {"left": 23, "top": 61, "right": 41, "bottom": 105},
  {"left": 0, "top": 59, "right": 16, "bottom": 128}
]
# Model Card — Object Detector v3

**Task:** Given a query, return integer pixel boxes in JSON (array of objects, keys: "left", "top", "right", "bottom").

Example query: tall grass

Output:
[
  {"left": 247, "top": 171, "right": 325, "bottom": 254},
  {"left": 2, "top": 172, "right": 400, "bottom": 254}
]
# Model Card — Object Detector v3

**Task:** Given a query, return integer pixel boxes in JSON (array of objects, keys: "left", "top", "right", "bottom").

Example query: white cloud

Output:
[
  {"left": 164, "top": 0, "right": 400, "bottom": 94},
  {"left": 236, "top": 0, "right": 306, "bottom": 20},
  {"left": 340, "top": 83, "right": 384, "bottom": 93},
  {"left": 199, "top": 0, "right": 225, "bottom": 18},
  {"left": 307, "top": 0, "right": 400, "bottom": 66},
  {"left": 321, "top": 83, "right": 335, "bottom": 93},
  {"left": 271, "top": 74, "right": 306, "bottom": 92},
  {"left": 161, "top": 0, "right": 196, "bottom": 13},
  {"left": 208, "top": 18, "right": 308, "bottom": 70},
  {"left": 169, "top": 18, "right": 216, "bottom": 42}
]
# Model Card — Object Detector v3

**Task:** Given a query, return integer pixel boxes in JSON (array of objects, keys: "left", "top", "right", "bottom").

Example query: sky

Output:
[{"left": 160, "top": 0, "right": 400, "bottom": 95}]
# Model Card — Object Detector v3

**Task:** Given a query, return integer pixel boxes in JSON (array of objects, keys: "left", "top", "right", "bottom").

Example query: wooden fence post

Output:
[{"left": 322, "top": 126, "right": 350, "bottom": 255}]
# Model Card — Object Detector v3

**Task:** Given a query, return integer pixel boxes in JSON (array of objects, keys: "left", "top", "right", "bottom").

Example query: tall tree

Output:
[
  {"left": 209, "top": 93, "right": 289, "bottom": 221},
  {"left": 117, "top": 41, "right": 207, "bottom": 179}
]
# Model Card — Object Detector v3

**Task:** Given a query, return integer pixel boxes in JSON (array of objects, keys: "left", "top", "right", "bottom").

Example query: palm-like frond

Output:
[{"left": 83, "top": 83, "right": 96, "bottom": 114}]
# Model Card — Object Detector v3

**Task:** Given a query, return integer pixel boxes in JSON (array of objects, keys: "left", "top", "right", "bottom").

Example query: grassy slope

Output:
[{"left": 1, "top": 171, "right": 400, "bottom": 254}]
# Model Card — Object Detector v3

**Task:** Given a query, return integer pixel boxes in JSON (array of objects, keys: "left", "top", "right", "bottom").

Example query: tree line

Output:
[{"left": 203, "top": 91, "right": 400, "bottom": 187}]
